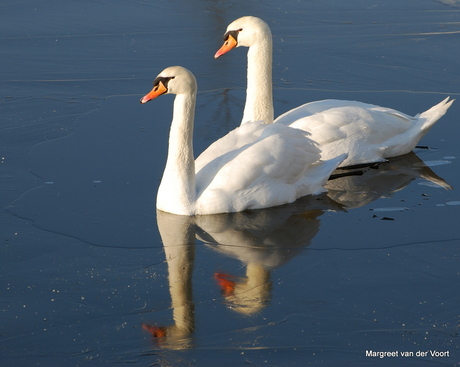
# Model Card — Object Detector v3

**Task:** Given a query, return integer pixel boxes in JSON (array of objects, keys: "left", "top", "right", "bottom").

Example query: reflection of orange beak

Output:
[
  {"left": 142, "top": 323, "right": 167, "bottom": 338},
  {"left": 214, "top": 273, "right": 236, "bottom": 296},
  {"left": 214, "top": 34, "right": 238, "bottom": 59},
  {"left": 140, "top": 81, "right": 168, "bottom": 104}
]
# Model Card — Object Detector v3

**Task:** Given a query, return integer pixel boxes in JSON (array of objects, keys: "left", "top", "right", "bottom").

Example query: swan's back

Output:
[{"left": 289, "top": 102, "right": 414, "bottom": 146}]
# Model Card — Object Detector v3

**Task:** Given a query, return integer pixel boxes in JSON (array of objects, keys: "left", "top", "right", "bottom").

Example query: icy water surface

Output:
[{"left": 1, "top": 0, "right": 460, "bottom": 366}]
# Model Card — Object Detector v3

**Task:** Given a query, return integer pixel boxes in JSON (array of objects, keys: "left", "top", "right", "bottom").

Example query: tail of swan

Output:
[
  {"left": 306, "top": 153, "right": 348, "bottom": 195},
  {"left": 417, "top": 97, "right": 454, "bottom": 133}
]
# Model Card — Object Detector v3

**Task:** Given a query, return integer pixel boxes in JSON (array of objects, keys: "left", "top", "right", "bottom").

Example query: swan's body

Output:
[
  {"left": 140, "top": 66, "right": 346, "bottom": 216},
  {"left": 215, "top": 16, "right": 454, "bottom": 167},
  {"left": 277, "top": 98, "right": 453, "bottom": 166}
]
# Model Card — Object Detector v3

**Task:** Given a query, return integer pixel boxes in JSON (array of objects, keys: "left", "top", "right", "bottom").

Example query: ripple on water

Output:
[
  {"left": 414, "top": 160, "right": 452, "bottom": 167},
  {"left": 370, "top": 207, "right": 408, "bottom": 212},
  {"left": 436, "top": 201, "right": 460, "bottom": 207}
]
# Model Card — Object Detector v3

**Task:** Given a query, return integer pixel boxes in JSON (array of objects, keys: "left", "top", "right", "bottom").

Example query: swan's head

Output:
[
  {"left": 215, "top": 16, "right": 271, "bottom": 58},
  {"left": 140, "top": 66, "right": 197, "bottom": 104}
]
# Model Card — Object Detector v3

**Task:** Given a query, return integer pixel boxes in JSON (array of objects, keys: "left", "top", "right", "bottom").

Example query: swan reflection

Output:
[
  {"left": 196, "top": 195, "right": 339, "bottom": 315},
  {"left": 143, "top": 196, "right": 339, "bottom": 348},
  {"left": 326, "top": 151, "right": 452, "bottom": 209}
]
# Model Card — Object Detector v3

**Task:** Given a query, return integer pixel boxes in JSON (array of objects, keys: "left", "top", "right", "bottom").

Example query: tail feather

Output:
[
  {"left": 417, "top": 97, "right": 454, "bottom": 132},
  {"left": 323, "top": 153, "right": 348, "bottom": 177},
  {"left": 304, "top": 153, "right": 348, "bottom": 195}
]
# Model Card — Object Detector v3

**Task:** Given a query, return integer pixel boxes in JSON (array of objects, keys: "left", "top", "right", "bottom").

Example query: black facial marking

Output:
[
  {"left": 153, "top": 76, "right": 175, "bottom": 87},
  {"left": 152, "top": 76, "right": 175, "bottom": 89},
  {"left": 223, "top": 29, "right": 240, "bottom": 42}
]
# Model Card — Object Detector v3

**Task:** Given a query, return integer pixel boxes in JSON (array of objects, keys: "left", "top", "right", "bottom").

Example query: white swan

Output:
[
  {"left": 140, "top": 66, "right": 346, "bottom": 215},
  {"left": 215, "top": 16, "right": 454, "bottom": 168}
]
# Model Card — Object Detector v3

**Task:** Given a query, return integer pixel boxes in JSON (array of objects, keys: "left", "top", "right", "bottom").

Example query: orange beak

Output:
[
  {"left": 214, "top": 34, "right": 238, "bottom": 59},
  {"left": 140, "top": 81, "right": 168, "bottom": 104}
]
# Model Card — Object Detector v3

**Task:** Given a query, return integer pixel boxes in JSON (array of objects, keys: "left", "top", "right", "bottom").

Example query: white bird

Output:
[
  {"left": 215, "top": 16, "right": 454, "bottom": 168},
  {"left": 140, "top": 66, "right": 346, "bottom": 215}
]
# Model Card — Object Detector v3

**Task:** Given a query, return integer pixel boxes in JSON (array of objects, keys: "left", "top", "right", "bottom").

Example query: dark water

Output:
[{"left": 1, "top": 0, "right": 460, "bottom": 366}]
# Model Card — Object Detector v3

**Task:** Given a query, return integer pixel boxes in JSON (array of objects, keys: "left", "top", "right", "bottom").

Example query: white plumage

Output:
[{"left": 278, "top": 98, "right": 453, "bottom": 166}]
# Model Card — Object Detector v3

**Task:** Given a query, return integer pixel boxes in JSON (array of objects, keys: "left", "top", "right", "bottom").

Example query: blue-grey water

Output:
[{"left": 1, "top": 0, "right": 460, "bottom": 366}]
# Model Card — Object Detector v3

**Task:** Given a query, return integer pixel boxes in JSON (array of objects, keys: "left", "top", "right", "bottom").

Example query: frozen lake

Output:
[{"left": 1, "top": 0, "right": 460, "bottom": 366}]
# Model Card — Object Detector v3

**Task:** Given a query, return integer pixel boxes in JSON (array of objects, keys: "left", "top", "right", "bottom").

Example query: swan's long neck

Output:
[
  {"left": 242, "top": 33, "right": 274, "bottom": 125},
  {"left": 157, "top": 93, "right": 196, "bottom": 215}
]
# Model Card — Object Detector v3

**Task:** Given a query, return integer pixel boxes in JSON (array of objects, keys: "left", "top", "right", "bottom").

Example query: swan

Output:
[
  {"left": 140, "top": 66, "right": 346, "bottom": 215},
  {"left": 214, "top": 16, "right": 454, "bottom": 168}
]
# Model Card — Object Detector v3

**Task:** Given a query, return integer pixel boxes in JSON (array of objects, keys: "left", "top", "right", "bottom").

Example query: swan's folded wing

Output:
[
  {"left": 257, "top": 124, "right": 321, "bottom": 183},
  {"left": 289, "top": 105, "right": 415, "bottom": 146},
  {"left": 198, "top": 123, "right": 321, "bottom": 193},
  {"left": 195, "top": 121, "right": 265, "bottom": 173},
  {"left": 274, "top": 99, "right": 376, "bottom": 125}
]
